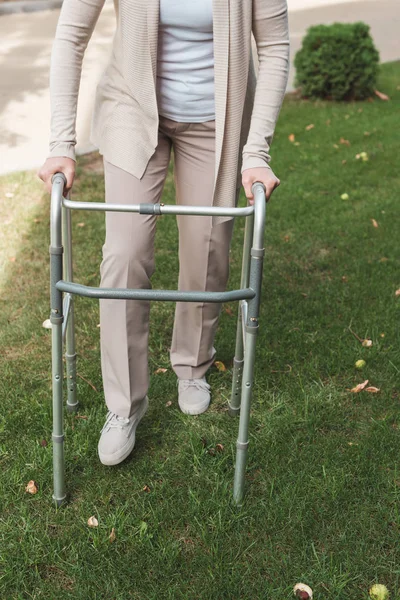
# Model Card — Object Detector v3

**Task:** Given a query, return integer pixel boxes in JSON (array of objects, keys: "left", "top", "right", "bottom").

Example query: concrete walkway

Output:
[{"left": 0, "top": 0, "right": 398, "bottom": 175}]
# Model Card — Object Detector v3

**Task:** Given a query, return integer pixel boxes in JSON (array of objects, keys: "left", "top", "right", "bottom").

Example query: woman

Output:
[{"left": 38, "top": 0, "right": 290, "bottom": 467}]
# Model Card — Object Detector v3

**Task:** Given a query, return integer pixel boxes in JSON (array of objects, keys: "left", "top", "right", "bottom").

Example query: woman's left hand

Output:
[{"left": 242, "top": 167, "right": 280, "bottom": 205}]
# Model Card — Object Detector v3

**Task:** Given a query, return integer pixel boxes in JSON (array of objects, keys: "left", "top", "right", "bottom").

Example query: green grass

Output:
[{"left": 0, "top": 61, "right": 399, "bottom": 599}]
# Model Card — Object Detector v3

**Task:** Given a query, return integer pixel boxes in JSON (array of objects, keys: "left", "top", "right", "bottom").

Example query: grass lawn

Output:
[{"left": 0, "top": 60, "right": 399, "bottom": 599}]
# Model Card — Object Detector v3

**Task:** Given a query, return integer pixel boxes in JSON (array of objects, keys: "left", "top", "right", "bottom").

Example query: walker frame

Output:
[{"left": 49, "top": 173, "right": 267, "bottom": 507}]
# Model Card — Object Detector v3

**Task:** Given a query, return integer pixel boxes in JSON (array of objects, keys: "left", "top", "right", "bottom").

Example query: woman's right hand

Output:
[{"left": 37, "top": 157, "right": 76, "bottom": 194}]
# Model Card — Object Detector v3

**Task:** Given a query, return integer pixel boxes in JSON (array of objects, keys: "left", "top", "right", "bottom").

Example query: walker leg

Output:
[
  {"left": 232, "top": 182, "right": 266, "bottom": 505},
  {"left": 229, "top": 212, "right": 254, "bottom": 416},
  {"left": 50, "top": 174, "right": 67, "bottom": 507},
  {"left": 233, "top": 323, "right": 258, "bottom": 505},
  {"left": 63, "top": 203, "right": 78, "bottom": 413}
]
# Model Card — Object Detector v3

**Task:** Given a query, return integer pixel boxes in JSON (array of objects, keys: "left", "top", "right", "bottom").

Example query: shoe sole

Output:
[
  {"left": 98, "top": 395, "right": 149, "bottom": 466},
  {"left": 178, "top": 397, "right": 210, "bottom": 415}
]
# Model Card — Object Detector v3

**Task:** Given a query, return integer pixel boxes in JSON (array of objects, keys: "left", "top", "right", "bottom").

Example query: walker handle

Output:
[{"left": 52, "top": 172, "right": 68, "bottom": 189}]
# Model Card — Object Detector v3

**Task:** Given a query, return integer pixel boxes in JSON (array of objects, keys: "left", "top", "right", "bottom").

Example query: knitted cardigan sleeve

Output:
[
  {"left": 47, "top": 0, "right": 106, "bottom": 161},
  {"left": 241, "top": 0, "right": 290, "bottom": 173}
]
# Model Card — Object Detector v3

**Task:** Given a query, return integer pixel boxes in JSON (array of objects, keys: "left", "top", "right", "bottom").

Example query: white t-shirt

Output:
[{"left": 156, "top": 0, "right": 216, "bottom": 122}]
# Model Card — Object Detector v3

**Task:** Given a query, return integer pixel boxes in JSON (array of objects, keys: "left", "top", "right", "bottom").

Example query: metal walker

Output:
[{"left": 49, "top": 172, "right": 267, "bottom": 507}]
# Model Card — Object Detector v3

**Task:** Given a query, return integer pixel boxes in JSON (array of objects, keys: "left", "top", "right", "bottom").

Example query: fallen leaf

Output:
[
  {"left": 305, "top": 124, "right": 314, "bottom": 131},
  {"left": 379, "top": 257, "right": 389, "bottom": 262},
  {"left": 224, "top": 306, "right": 234, "bottom": 316},
  {"left": 380, "top": 333, "right": 385, "bottom": 337},
  {"left": 33, "top": 218, "right": 42, "bottom": 223},
  {"left": 77, "top": 222, "right": 85, "bottom": 227},
  {"left": 87, "top": 516, "right": 99, "bottom": 528},
  {"left": 40, "top": 439, "right": 48, "bottom": 447},
  {"left": 142, "top": 485, "right": 151, "bottom": 493},
  {"left": 364, "top": 131, "right": 371, "bottom": 136},
  {"left": 216, "top": 444, "right": 224, "bottom": 453},
  {"left": 374, "top": 89, "right": 390, "bottom": 101},
  {"left": 333, "top": 144, "right": 339, "bottom": 149},
  {"left": 25, "top": 480, "right": 38, "bottom": 494},
  {"left": 284, "top": 234, "right": 291, "bottom": 242},
  {"left": 288, "top": 133, "right": 295, "bottom": 142},
  {"left": 362, "top": 339, "right": 373, "bottom": 347},
  {"left": 9, "top": 257, "right": 16, "bottom": 262},
  {"left": 395, "top": 289, "right": 400, "bottom": 297},
  {"left": 350, "top": 380, "right": 369, "bottom": 393},
  {"left": 339, "top": 137, "right": 351, "bottom": 146},
  {"left": 165, "top": 400, "right": 172, "bottom": 407},
  {"left": 371, "top": 219, "right": 379, "bottom": 228},
  {"left": 366, "top": 386, "right": 380, "bottom": 393},
  {"left": 97, "top": 323, "right": 100, "bottom": 328},
  {"left": 155, "top": 368, "right": 167, "bottom": 374},
  {"left": 293, "top": 583, "right": 313, "bottom": 599},
  {"left": 342, "top": 160, "right": 347, "bottom": 165},
  {"left": 294, "top": 141, "right": 301, "bottom": 146},
  {"left": 109, "top": 528, "right": 116, "bottom": 543},
  {"left": 214, "top": 361, "right": 226, "bottom": 372},
  {"left": 42, "top": 319, "right": 52, "bottom": 329}
]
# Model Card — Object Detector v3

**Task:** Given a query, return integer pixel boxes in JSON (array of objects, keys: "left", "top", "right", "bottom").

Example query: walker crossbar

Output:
[
  {"left": 56, "top": 281, "right": 256, "bottom": 303},
  {"left": 49, "top": 172, "right": 267, "bottom": 507}
]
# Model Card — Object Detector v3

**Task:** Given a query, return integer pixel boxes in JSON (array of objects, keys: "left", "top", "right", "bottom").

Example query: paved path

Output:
[{"left": 0, "top": 0, "right": 398, "bottom": 175}]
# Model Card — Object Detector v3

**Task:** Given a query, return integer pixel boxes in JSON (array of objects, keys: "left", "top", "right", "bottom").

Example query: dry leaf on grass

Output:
[
  {"left": 109, "top": 528, "right": 116, "bottom": 543},
  {"left": 374, "top": 89, "right": 390, "bottom": 101},
  {"left": 165, "top": 400, "right": 172, "bottom": 407},
  {"left": 293, "top": 583, "right": 313, "bottom": 599},
  {"left": 350, "top": 380, "right": 369, "bottom": 393},
  {"left": 87, "top": 516, "right": 99, "bottom": 528},
  {"left": 142, "top": 485, "right": 151, "bottom": 493},
  {"left": 214, "top": 361, "right": 226, "bottom": 372},
  {"left": 305, "top": 124, "right": 314, "bottom": 131},
  {"left": 339, "top": 137, "right": 351, "bottom": 146},
  {"left": 216, "top": 444, "right": 224, "bottom": 453},
  {"left": 155, "top": 368, "right": 167, "bottom": 374},
  {"left": 366, "top": 386, "right": 380, "bottom": 393},
  {"left": 77, "top": 222, "right": 85, "bottom": 228},
  {"left": 25, "top": 480, "right": 38, "bottom": 494},
  {"left": 395, "top": 289, "right": 400, "bottom": 297},
  {"left": 42, "top": 319, "right": 52, "bottom": 329},
  {"left": 371, "top": 219, "right": 379, "bottom": 228},
  {"left": 288, "top": 133, "right": 295, "bottom": 142},
  {"left": 362, "top": 339, "right": 373, "bottom": 348}
]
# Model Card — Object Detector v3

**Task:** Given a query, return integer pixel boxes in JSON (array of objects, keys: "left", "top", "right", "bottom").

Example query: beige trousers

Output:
[{"left": 99, "top": 116, "right": 237, "bottom": 418}]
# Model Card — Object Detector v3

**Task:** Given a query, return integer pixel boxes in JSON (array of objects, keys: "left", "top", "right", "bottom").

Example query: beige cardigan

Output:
[{"left": 49, "top": 0, "right": 290, "bottom": 225}]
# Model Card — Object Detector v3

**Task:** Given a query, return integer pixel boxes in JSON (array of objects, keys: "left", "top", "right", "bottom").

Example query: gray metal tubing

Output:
[
  {"left": 56, "top": 280, "right": 255, "bottom": 303},
  {"left": 233, "top": 182, "right": 267, "bottom": 505},
  {"left": 62, "top": 197, "right": 78, "bottom": 413},
  {"left": 50, "top": 173, "right": 67, "bottom": 507},
  {"left": 228, "top": 206, "right": 255, "bottom": 416},
  {"left": 62, "top": 196, "right": 253, "bottom": 217},
  {"left": 62, "top": 294, "right": 71, "bottom": 340}
]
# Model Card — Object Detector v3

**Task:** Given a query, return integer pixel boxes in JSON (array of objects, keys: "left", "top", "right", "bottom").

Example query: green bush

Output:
[{"left": 294, "top": 21, "right": 380, "bottom": 101}]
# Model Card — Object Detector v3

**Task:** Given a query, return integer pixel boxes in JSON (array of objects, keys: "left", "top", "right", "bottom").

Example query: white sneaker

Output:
[
  {"left": 98, "top": 395, "right": 149, "bottom": 466},
  {"left": 177, "top": 377, "right": 211, "bottom": 415}
]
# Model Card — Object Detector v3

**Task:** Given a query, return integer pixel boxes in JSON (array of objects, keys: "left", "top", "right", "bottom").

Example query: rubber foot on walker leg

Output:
[
  {"left": 228, "top": 403, "right": 240, "bottom": 417},
  {"left": 52, "top": 494, "right": 68, "bottom": 508},
  {"left": 66, "top": 401, "right": 79, "bottom": 413}
]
